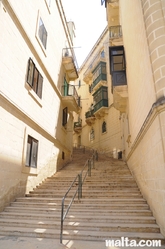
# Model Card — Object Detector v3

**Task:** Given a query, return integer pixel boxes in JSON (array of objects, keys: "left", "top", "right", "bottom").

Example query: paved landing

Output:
[{"left": 0, "top": 236, "right": 165, "bottom": 249}]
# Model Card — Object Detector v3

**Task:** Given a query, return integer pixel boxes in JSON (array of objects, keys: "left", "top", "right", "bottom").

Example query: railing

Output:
[
  {"left": 74, "top": 121, "right": 82, "bottom": 129},
  {"left": 94, "top": 99, "right": 108, "bottom": 113},
  {"left": 60, "top": 147, "right": 98, "bottom": 243},
  {"left": 61, "top": 85, "right": 80, "bottom": 106},
  {"left": 62, "top": 48, "right": 79, "bottom": 71},
  {"left": 85, "top": 109, "right": 95, "bottom": 119},
  {"left": 109, "top": 25, "right": 122, "bottom": 39},
  {"left": 92, "top": 73, "right": 107, "bottom": 89}
]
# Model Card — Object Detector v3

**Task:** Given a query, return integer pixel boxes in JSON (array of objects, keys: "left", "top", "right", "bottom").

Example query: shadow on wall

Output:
[{"left": 0, "top": 94, "right": 72, "bottom": 212}]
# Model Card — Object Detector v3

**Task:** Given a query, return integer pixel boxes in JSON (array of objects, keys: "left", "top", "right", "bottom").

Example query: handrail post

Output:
[
  {"left": 78, "top": 173, "right": 82, "bottom": 199},
  {"left": 88, "top": 159, "right": 91, "bottom": 177},
  {"left": 96, "top": 151, "right": 98, "bottom": 161},
  {"left": 60, "top": 197, "right": 65, "bottom": 244},
  {"left": 92, "top": 154, "right": 95, "bottom": 169}
]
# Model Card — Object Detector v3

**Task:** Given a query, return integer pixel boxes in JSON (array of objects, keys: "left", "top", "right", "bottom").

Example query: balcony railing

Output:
[
  {"left": 101, "top": 0, "right": 119, "bottom": 7},
  {"left": 109, "top": 25, "right": 122, "bottom": 39},
  {"left": 85, "top": 110, "right": 95, "bottom": 119},
  {"left": 94, "top": 99, "right": 108, "bottom": 113},
  {"left": 62, "top": 48, "right": 79, "bottom": 80},
  {"left": 74, "top": 120, "right": 82, "bottom": 133},
  {"left": 61, "top": 85, "right": 80, "bottom": 106},
  {"left": 92, "top": 73, "right": 107, "bottom": 89}
]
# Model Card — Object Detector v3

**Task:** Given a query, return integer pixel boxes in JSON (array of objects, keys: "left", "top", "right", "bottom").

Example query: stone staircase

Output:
[{"left": 0, "top": 148, "right": 164, "bottom": 245}]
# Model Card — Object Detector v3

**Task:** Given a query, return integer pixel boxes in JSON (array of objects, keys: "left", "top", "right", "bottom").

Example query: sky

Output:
[{"left": 61, "top": 0, "right": 107, "bottom": 68}]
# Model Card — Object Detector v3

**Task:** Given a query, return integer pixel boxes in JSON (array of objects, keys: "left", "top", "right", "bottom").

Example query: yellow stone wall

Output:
[
  {"left": 73, "top": 29, "right": 122, "bottom": 155},
  {"left": 0, "top": 0, "right": 73, "bottom": 211},
  {"left": 119, "top": 0, "right": 165, "bottom": 236}
]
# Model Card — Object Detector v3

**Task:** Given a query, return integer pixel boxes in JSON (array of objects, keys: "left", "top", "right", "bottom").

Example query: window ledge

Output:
[{"left": 28, "top": 88, "right": 42, "bottom": 107}]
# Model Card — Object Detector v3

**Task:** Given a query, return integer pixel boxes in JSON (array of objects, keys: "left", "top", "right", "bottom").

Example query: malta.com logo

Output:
[{"left": 105, "top": 237, "right": 162, "bottom": 247}]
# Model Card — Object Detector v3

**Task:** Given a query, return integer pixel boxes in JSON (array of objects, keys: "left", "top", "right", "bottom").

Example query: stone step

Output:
[
  {"left": 39, "top": 182, "right": 138, "bottom": 186},
  {"left": 0, "top": 218, "right": 160, "bottom": 233},
  {"left": 0, "top": 213, "right": 156, "bottom": 224},
  {"left": 1, "top": 208, "right": 153, "bottom": 217},
  {"left": 36, "top": 186, "right": 140, "bottom": 192},
  {"left": 25, "top": 193, "right": 143, "bottom": 198},
  {"left": 0, "top": 226, "right": 164, "bottom": 243},
  {"left": 4, "top": 206, "right": 152, "bottom": 216},
  {"left": 15, "top": 197, "right": 147, "bottom": 204},
  {"left": 30, "top": 189, "right": 141, "bottom": 194},
  {"left": 10, "top": 202, "right": 149, "bottom": 210}
]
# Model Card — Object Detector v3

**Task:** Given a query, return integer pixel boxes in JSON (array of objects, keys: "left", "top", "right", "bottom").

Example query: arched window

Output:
[
  {"left": 90, "top": 128, "right": 95, "bottom": 141},
  {"left": 102, "top": 121, "right": 107, "bottom": 133}
]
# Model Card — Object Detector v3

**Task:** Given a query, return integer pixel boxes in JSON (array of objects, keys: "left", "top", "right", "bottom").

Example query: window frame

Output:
[
  {"left": 27, "top": 58, "right": 43, "bottom": 99},
  {"left": 36, "top": 11, "right": 48, "bottom": 55},
  {"left": 62, "top": 107, "right": 68, "bottom": 127},
  {"left": 26, "top": 135, "right": 38, "bottom": 168},
  {"left": 102, "top": 121, "right": 107, "bottom": 133},
  {"left": 90, "top": 127, "right": 95, "bottom": 141}
]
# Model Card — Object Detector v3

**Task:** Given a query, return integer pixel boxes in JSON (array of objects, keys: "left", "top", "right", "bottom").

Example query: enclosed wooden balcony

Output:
[
  {"left": 61, "top": 85, "right": 81, "bottom": 113},
  {"left": 91, "top": 62, "right": 107, "bottom": 92},
  {"left": 93, "top": 86, "right": 109, "bottom": 118},
  {"left": 109, "top": 45, "right": 128, "bottom": 113},
  {"left": 85, "top": 109, "right": 96, "bottom": 126},
  {"left": 62, "top": 48, "right": 79, "bottom": 81},
  {"left": 83, "top": 50, "right": 106, "bottom": 84}
]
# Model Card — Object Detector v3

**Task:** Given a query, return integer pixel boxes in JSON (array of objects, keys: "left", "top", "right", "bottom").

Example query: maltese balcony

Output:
[
  {"left": 91, "top": 62, "right": 107, "bottom": 92},
  {"left": 62, "top": 48, "right": 79, "bottom": 81},
  {"left": 85, "top": 109, "right": 96, "bottom": 126},
  {"left": 61, "top": 85, "right": 81, "bottom": 114},
  {"left": 93, "top": 86, "right": 109, "bottom": 119},
  {"left": 83, "top": 50, "right": 106, "bottom": 84},
  {"left": 109, "top": 45, "right": 128, "bottom": 113},
  {"left": 74, "top": 120, "right": 82, "bottom": 133}
]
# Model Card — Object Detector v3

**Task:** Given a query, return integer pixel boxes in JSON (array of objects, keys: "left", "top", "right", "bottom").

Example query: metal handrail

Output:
[{"left": 60, "top": 148, "right": 97, "bottom": 243}]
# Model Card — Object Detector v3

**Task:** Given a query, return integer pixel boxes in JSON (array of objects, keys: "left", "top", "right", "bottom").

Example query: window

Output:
[
  {"left": 93, "top": 86, "right": 108, "bottom": 105},
  {"left": 38, "top": 17, "right": 48, "bottom": 49},
  {"left": 90, "top": 128, "right": 95, "bottom": 141},
  {"left": 101, "top": 50, "right": 105, "bottom": 58},
  {"left": 62, "top": 107, "right": 68, "bottom": 127},
  {"left": 62, "top": 151, "right": 65, "bottom": 160},
  {"left": 109, "top": 46, "right": 126, "bottom": 73},
  {"left": 78, "top": 80, "right": 81, "bottom": 88},
  {"left": 102, "top": 121, "right": 107, "bottom": 133},
  {"left": 27, "top": 58, "right": 43, "bottom": 98},
  {"left": 109, "top": 46, "right": 127, "bottom": 89},
  {"left": 26, "top": 135, "right": 38, "bottom": 168},
  {"left": 92, "top": 62, "right": 107, "bottom": 82},
  {"left": 78, "top": 96, "right": 81, "bottom": 107}
]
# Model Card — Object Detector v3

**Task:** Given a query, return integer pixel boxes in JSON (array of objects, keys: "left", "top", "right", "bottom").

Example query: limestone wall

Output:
[{"left": 0, "top": 0, "right": 72, "bottom": 211}]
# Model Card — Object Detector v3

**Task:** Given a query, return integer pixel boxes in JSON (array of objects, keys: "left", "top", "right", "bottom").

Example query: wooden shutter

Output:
[
  {"left": 27, "top": 58, "right": 34, "bottom": 87},
  {"left": 62, "top": 107, "right": 68, "bottom": 126},
  {"left": 37, "top": 73, "right": 43, "bottom": 98}
]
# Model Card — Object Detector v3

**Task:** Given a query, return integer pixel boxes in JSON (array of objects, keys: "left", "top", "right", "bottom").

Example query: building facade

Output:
[
  {"left": 0, "top": 0, "right": 80, "bottom": 211},
  {"left": 101, "top": 0, "right": 165, "bottom": 237},
  {"left": 73, "top": 28, "right": 122, "bottom": 156}
]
